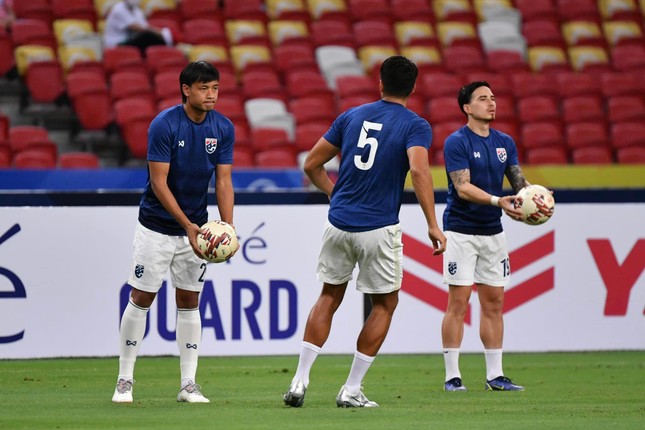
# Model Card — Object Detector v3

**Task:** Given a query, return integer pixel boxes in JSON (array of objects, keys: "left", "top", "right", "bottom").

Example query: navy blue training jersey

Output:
[
  {"left": 138, "top": 105, "right": 235, "bottom": 236},
  {"left": 324, "top": 100, "right": 432, "bottom": 232},
  {"left": 443, "top": 125, "right": 519, "bottom": 235}
]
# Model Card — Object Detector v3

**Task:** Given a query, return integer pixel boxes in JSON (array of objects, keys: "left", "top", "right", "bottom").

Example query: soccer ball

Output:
[
  {"left": 514, "top": 184, "right": 555, "bottom": 225},
  {"left": 197, "top": 220, "right": 239, "bottom": 263}
]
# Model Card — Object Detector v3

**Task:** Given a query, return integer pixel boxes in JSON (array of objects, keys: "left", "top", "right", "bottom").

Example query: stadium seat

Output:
[
  {"left": 216, "top": 95, "right": 246, "bottom": 123},
  {"left": 288, "top": 97, "right": 336, "bottom": 126},
  {"left": 511, "top": 73, "right": 560, "bottom": 99},
  {"left": 241, "top": 70, "right": 286, "bottom": 101},
  {"left": 406, "top": 93, "right": 426, "bottom": 117},
  {"left": 433, "top": 0, "right": 477, "bottom": 24},
  {"left": 182, "top": 18, "right": 227, "bottom": 47},
  {"left": 13, "top": 149, "right": 57, "bottom": 169},
  {"left": 233, "top": 146, "right": 255, "bottom": 167},
  {"left": 273, "top": 43, "right": 318, "bottom": 75},
  {"left": 11, "top": 19, "right": 57, "bottom": 49},
  {"left": 616, "top": 145, "right": 645, "bottom": 164},
  {"left": 556, "top": 0, "right": 602, "bottom": 23},
  {"left": 598, "top": 0, "right": 643, "bottom": 21},
  {"left": 486, "top": 50, "right": 530, "bottom": 74},
  {"left": 250, "top": 127, "right": 293, "bottom": 152},
  {"left": 347, "top": 0, "right": 391, "bottom": 22},
  {"left": 556, "top": 72, "right": 602, "bottom": 98},
  {"left": 521, "top": 19, "right": 566, "bottom": 49},
  {"left": 436, "top": 21, "right": 479, "bottom": 48},
  {"left": 390, "top": 0, "right": 434, "bottom": 22},
  {"left": 465, "top": 72, "right": 513, "bottom": 96},
  {"left": 442, "top": 45, "right": 488, "bottom": 74},
  {"left": 431, "top": 121, "right": 463, "bottom": 153},
  {"left": 611, "top": 45, "right": 645, "bottom": 72},
  {"left": 0, "top": 114, "right": 9, "bottom": 139},
  {"left": 352, "top": 20, "right": 397, "bottom": 48},
  {"left": 421, "top": 73, "right": 465, "bottom": 99},
  {"left": 603, "top": 20, "right": 644, "bottom": 47},
  {"left": 180, "top": 0, "right": 222, "bottom": 21},
  {"left": 153, "top": 71, "right": 180, "bottom": 102},
  {"left": 527, "top": 46, "right": 570, "bottom": 73},
  {"left": 58, "top": 151, "right": 101, "bottom": 168},
  {"left": 335, "top": 75, "right": 378, "bottom": 99},
  {"left": 114, "top": 97, "right": 157, "bottom": 128},
  {"left": 285, "top": 70, "right": 335, "bottom": 102},
  {"left": 267, "top": 20, "right": 310, "bottom": 47},
  {"left": 58, "top": 44, "right": 100, "bottom": 73},
  {"left": 230, "top": 45, "right": 273, "bottom": 74},
  {"left": 517, "top": 96, "right": 560, "bottom": 123},
  {"left": 562, "top": 96, "right": 605, "bottom": 123},
  {"left": 24, "top": 60, "right": 65, "bottom": 104},
  {"left": 9, "top": 125, "right": 58, "bottom": 161},
  {"left": 51, "top": 0, "right": 97, "bottom": 24},
  {"left": 295, "top": 122, "right": 330, "bottom": 152},
  {"left": 524, "top": 146, "right": 569, "bottom": 165},
  {"left": 571, "top": 146, "right": 614, "bottom": 164},
  {"left": 600, "top": 72, "right": 640, "bottom": 97},
  {"left": 566, "top": 122, "right": 609, "bottom": 149},
  {"left": 234, "top": 121, "right": 251, "bottom": 148},
  {"left": 14, "top": 45, "right": 56, "bottom": 77},
  {"left": 0, "top": 145, "right": 11, "bottom": 168},
  {"left": 13, "top": 0, "right": 53, "bottom": 24},
  {"left": 521, "top": 122, "right": 565, "bottom": 149},
  {"left": 400, "top": 46, "right": 443, "bottom": 74},
  {"left": 266, "top": 0, "right": 310, "bottom": 21},
  {"left": 224, "top": 0, "right": 267, "bottom": 22},
  {"left": 255, "top": 147, "right": 298, "bottom": 167},
  {"left": 103, "top": 46, "right": 146, "bottom": 76},
  {"left": 306, "top": 0, "right": 349, "bottom": 22},
  {"left": 426, "top": 97, "right": 464, "bottom": 124},
  {"left": 145, "top": 46, "right": 188, "bottom": 75},
  {"left": 561, "top": 20, "right": 606, "bottom": 48},
  {"left": 494, "top": 120, "right": 521, "bottom": 144},
  {"left": 568, "top": 46, "right": 611, "bottom": 72},
  {"left": 610, "top": 122, "right": 645, "bottom": 149},
  {"left": 394, "top": 21, "right": 437, "bottom": 48},
  {"left": 514, "top": 0, "right": 559, "bottom": 22},
  {"left": 225, "top": 20, "right": 269, "bottom": 46},
  {"left": 492, "top": 96, "right": 518, "bottom": 122},
  {"left": 338, "top": 95, "right": 374, "bottom": 112},
  {"left": 71, "top": 88, "right": 114, "bottom": 135},
  {"left": 110, "top": 71, "right": 154, "bottom": 103},
  {"left": 244, "top": 98, "right": 296, "bottom": 140},
  {"left": 478, "top": 21, "right": 526, "bottom": 57},
  {"left": 357, "top": 45, "right": 398, "bottom": 74},
  {"left": 310, "top": 18, "right": 355, "bottom": 48},
  {"left": 607, "top": 96, "right": 645, "bottom": 123},
  {"left": 0, "top": 33, "right": 15, "bottom": 77},
  {"left": 65, "top": 69, "right": 107, "bottom": 101}
]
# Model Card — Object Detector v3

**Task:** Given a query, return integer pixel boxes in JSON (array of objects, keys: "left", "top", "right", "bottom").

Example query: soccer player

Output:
[
  {"left": 441, "top": 81, "right": 531, "bottom": 392},
  {"left": 283, "top": 56, "right": 447, "bottom": 408},
  {"left": 112, "top": 61, "right": 237, "bottom": 403}
]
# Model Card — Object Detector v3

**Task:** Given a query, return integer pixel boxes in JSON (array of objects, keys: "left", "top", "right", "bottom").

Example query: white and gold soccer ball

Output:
[
  {"left": 197, "top": 220, "right": 239, "bottom": 263},
  {"left": 513, "top": 184, "right": 555, "bottom": 225}
]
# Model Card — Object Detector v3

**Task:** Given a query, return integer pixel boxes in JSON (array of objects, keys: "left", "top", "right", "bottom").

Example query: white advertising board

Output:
[{"left": 0, "top": 203, "right": 643, "bottom": 359}]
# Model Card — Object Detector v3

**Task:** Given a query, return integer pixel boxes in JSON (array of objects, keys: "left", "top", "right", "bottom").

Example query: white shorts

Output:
[
  {"left": 443, "top": 231, "right": 510, "bottom": 288},
  {"left": 316, "top": 221, "right": 403, "bottom": 294},
  {"left": 127, "top": 222, "right": 207, "bottom": 293}
]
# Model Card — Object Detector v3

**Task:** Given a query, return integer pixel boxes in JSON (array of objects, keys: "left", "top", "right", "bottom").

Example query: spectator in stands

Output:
[
  {"left": 0, "top": 0, "right": 14, "bottom": 34},
  {"left": 103, "top": 0, "right": 172, "bottom": 55}
]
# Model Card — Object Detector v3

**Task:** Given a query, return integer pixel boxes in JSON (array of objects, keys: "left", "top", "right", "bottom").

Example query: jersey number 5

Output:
[{"left": 354, "top": 120, "right": 383, "bottom": 170}]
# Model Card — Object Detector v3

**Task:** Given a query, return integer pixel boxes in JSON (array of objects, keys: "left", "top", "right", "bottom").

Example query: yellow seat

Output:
[
  {"left": 358, "top": 45, "right": 398, "bottom": 72},
  {"left": 140, "top": 0, "right": 178, "bottom": 16},
  {"left": 53, "top": 19, "right": 95, "bottom": 46},
  {"left": 473, "top": 0, "right": 514, "bottom": 20},
  {"left": 562, "top": 21, "right": 603, "bottom": 46},
  {"left": 436, "top": 21, "right": 477, "bottom": 47},
  {"left": 306, "top": 0, "right": 347, "bottom": 20},
  {"left": 400, "top": 46, "right": 441, "bottom": 68},
  {"left": 266, "top": 0, "right": 307, "bottom": 20},
  {"left": 225, "top": 20, "right": 267, "bottom": 45},
  {"left": 187, "top": 45, "right": 229, "bottom": 64},
  {"left": 14, "top": 45, "right": 56, "bottom": 76},
  {"left": 394, "top": 21, "right": 434, "bottom": 46},
  {"left": 268, "top": 20, "right": 309, "bottom": 46},
  {"left": 568, "top": 46, "right": 610, "bottom": 71},
  {"left": 433, "top": 0, "right": 474, "bottom": 21},
  {"left": 230, "top": 45, "right": 272, "bottom": 73},
  {"left": 598, "top": 0, "right": 639, "bottom": 19},
  {"left": 528, "top": 46, "right": 568, "bottom": 72},
  {"left": 603, "top": 20, "right": 643, "bottom": 46},
  {"left": 58, "top": 45, "right": 99, "bottom": 72}
]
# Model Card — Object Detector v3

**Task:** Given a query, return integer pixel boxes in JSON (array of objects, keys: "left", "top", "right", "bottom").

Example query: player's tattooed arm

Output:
[
  {"left": 506, "top": 165, "right": 529, "bottom": 193},
  {"left": 448, "top": 168, "right": 470, "bottom": 191}
]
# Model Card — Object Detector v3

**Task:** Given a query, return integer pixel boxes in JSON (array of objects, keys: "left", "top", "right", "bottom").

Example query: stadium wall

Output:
[{"left": 0, "top": 193, "right": 643, "bottom": 359}]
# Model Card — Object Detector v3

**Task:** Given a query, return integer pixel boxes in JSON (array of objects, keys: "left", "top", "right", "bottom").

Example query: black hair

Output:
[
  {"left": 457, "top": 81, "right": 491, "bottom": 117},
  {"left": 179, "top": 61, "right": 220, "bottom": 103},
  {"left": 379, "top": 55, "right": 418, "bottom": 98}
]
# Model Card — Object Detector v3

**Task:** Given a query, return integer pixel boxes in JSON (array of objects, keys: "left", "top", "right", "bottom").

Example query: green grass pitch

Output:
[{"left": 1, "top": 351, "right": 643, "bottom": 429}]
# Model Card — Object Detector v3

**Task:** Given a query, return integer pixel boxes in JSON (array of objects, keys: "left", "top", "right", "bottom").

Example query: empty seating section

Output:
[{"left": 1, "top": 0, "right": 644, "bottom": 169}]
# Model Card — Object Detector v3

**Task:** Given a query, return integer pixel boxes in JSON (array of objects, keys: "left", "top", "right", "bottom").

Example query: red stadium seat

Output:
[
  {"left": 486, "top": 50, "right": 529, "bottom": 75},
  {"left": 103, "top": 46, "right": 146, "bottom": 76},
  {"left": 521, "top": 19, "right": 566, "bottom": 49},
  {"left": 182, "top": 18, "right": 227, "bottom": 47},
  {"left": 250, "top": 127, "right": 292, "bottom": 152},
  {"left": 517, "top": 96, "right": 560, "bottom": 123},
  {"left": 524, "top": 146, "right": 569, "bottom": 165},
  {"left": 295, "top": 122, "right": 329, "bottom": 152},
  {"left": 241, "top": 70, "right": 285, "bottom": 101},
  {"left": 571, "top": 146, "right": 614, "bottom": 164},
  {"left": 443, "top": 45, "right": 487, "bottom": 75},
  {"left": 431, "top": 121, "right": 463, "bottom": 152},
  {"left": 110, "top": 71, "right": 154, "bottom": 103},
  {"left": 556, "top": 72, "right": 602, "bottom": 99},
  {"left": 145, "top": 46, "right": 188, "bottom": 75},
  {"left": 255, "top": 147, "right": 298, "bottom": 167},
  {"left": 390, "top": 0, "right": 434, "bottom": 22},
  {"left": 180, "top": 0, "right": 222, "bottom": 21},
  {"left": 421, "top": 73, "right": 465, "bottom": 99},
  {"left": 11, "top": 19, "right": 57, "bottom": 49},
  {"left": 216, "top": 95, "right": 246, "bottom": 123},
  {"left": 610, "top": 122, "right": 645, "bottom": 149},
  {"left": 352, "top": 20, "right": 397, "bottom": 48},
  {"left": 0, "top": 114, "right": 9, "bottom": 140},
  {"left": 13, "top": 0, "right": 53, "bottom": 24},
  {"left": 289, "top": 96, "right": 336, "bottom": 126},
  {"left": 607, "top": 96, "right": 645, "bottom": 123},
  {"left": 556, "top": 0, "right": 602, "bottom": 23},
  {"left": 514, "top": 0, "right": 558, "bottom": 22},
  {"left": 521, "top": 122, "right": 565, "bottom": 150},
  {"left": 511, "top": 73, "right": 560, "bottom": 99},
  {"left": 233, "top": 146, "right": 255, "bottom": 167},
  {"left": 348, "top": 0, "right": 391, "bottom": 23},
  {"left": 310, "top": 19, "right": 355, "bottom": 48},
  {"left": 153, "top": 71, "right": 180, "bottom": 102},
  {"left": 426, "top": 97, "right": 464, "bottom": 123},
  {"left": 24, "top": 60, "right": 65, "bottom": 104},
  {"left": 336, "top": 75, "right": 379, "bottom": 99},
  {"left": 565, "top": 122, "right": 609, "bottom": 149},
  {"left": 273, "top": 43, "right": 318, "bottom": 75},
  {"left": 285, "top": 70, "right": 334, "bottom": 102},
  {"left": 58, "top": 151, "right": 101, "bottom": 168},
  {"left": 616, "top": 146, "right": 645, "bottom": 164},
  {"left": 13, "top": 149, "right": 57, "bottom": 169},
  {"left": 0, "top": 33, "right": 15, "bottom": 76},
  {"left": 338, "top": 95, "right": 375, "bottom": 112},
  {"left": 562, "top": 96, "right": 605, "bottom": 124},
  {"left": 600, "top": 73, "right": 641, "bottom": 98}
]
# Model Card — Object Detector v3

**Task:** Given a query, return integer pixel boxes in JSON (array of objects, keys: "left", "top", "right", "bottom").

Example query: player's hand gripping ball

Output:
[
  {"left": 197, "top": 221, "right": 239, "bottom": 263},
  {"left": 513, "top": 184, "right": 555, "bottom": 225}
]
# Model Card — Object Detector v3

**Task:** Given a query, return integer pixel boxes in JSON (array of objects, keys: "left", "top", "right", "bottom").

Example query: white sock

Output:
[
  {"left": 485, "top": 348, "right": 504, "bottom": 381},
  {"left": 117, "top": 300, "right": 149, "bottom": 381},
  {"left": 293, "top": 341, "right": 321, "bottom": 387},
  {"left": 344, "top": 351, "right": 374, "bottom": 394},
  {"left": 443, "top": 348, "right": 461, "bottom": 381},
  {"left": 177, "top": 308, "right": 202, "bottom": 388}
]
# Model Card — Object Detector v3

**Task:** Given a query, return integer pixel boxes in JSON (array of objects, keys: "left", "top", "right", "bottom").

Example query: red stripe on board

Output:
[
  {"left": 402, "top": 232, "right": 443, "bottom": 273},
  {"left": 402, "top": 270, "right": 471, "bottom": 325},
  {"left": 503, "top": 268, "right": 554, "bottom": 312},
  {"left": 509, "top": 231, "right": 554, "bottom": 272}
]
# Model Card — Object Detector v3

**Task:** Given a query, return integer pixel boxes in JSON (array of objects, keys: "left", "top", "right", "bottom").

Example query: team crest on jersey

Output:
[
  {"left": 135, "top": 264, "right": 144, "bottom": 278},
  {"left": 205, "top": 138, "right": 218, "bottom": 154},
  {"left": 448, "top": 261, "right": 457, "bottom": 275},
  {"left": 496, "top": 148, "right": 507, "bottom": 163}
]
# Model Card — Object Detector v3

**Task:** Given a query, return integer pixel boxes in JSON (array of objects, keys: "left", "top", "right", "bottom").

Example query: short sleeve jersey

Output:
[
  {"left": 324, "top": 100, "right": 432, "bottom": 232},
  {"left": 138, "top": 105, "right": 234, "bottom": 236},
  {"left": 443, "top": 125, "right": 519, "bottom": 235}
]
